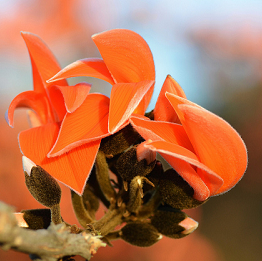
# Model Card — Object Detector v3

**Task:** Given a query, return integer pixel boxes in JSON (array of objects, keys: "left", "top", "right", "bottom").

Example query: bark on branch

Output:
[{"left": 0, "top": 201, "right": 105, "bottom": 261}]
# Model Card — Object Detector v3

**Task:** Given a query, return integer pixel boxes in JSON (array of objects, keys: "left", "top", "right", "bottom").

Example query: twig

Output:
[{"left": 0, "top": 201, "right": 106, "bottom": 261}]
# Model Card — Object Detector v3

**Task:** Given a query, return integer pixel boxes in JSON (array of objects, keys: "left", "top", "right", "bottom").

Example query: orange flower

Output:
[
  {"left": 6, "top": 29, "right": 155, "bottom": 194},
  {"left": 130, "top": 75, "right": 248, "bottom": 201},
  {"left": 47, "top": 29, "right": 155, "bottom": 138},
  {"left": 6, "top": 32, "right": 107, "bottom": 194},
  {"left": 46, "top": 29, "right": 155, "bottom": 157}
]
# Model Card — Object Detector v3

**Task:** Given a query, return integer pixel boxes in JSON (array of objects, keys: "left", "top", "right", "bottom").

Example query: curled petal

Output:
[
  {"left": 31, "top": 58, "right": 48, "bottom": 95},
  {"left": 109, "top": 80, "right": 155, "bottom": 133},
  {"left": 6, "top": 91, "right": 52, "bottom": 127},
  {"left": 93, "top": 29, "right": 155, "bottom": 114},
  {"left": 47, "top": 58, "right": 114, "bottom": 85},
  {"left": 19, "top": 123, "right": 100, "bottom": 194},
  {"left": 54, "top": 82, "right": 91, "bottom": 113},
  {"left": 92, "top": 29, "right": 155, "bottom": 83},
  {"left": 175, "top": 104, "right": 248, "bottom": 196},
  {"left": 21, "top": 32, "right": 68, "bottom": 90},
  {"left": 154, "top": 75, "right": 186, "bottom": 122},
  {"left": 48, "top": 93, "right": 110, "bottom": 157},
  {"left": 136, "top": 140, "right": 156, "bottom": 164},
  {"left": 145, "top": 140, "right": 224, "bottom": 201},
  {"left": 46, "top": 86, "right": 67, "bottom": 122},
  {"left": 130, "top": 115, "right": 194, "bottom": 152}
]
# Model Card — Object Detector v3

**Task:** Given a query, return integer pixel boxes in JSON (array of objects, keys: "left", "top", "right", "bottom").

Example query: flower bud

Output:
[
  {"left": 159, "top": 169, "right": 204, "bottom": 209},
  {"left": 23, "top": 156, "right": 61, "bottom": 208},
  {"left": 115, "top": 146, "right": 156, "bottom": 182},
  {"left": 21, "top": 209, "right": 51, "bottom": 230},
  {"left": 144, "top": 161, "right": 164, "bottom": 190},
  {"left": 100, "top": 124, "right": 142, "bottom": 157},
  {"left": 120, "top": 221, "right": 162, "bottom": 247},
  {"left": 151, "top": 207, "right": 198, "bottom": 238}
]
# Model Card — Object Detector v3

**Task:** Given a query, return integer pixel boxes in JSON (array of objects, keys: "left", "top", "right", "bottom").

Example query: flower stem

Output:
[
  {"left": 103, "top": 230, "right": 121, "bottom": 242},
  {"left": 96, "top": 151, "right": 116, "bottom": 202},
  {"left": 91, "top": 204, "right": 125, "bottom": 236},
  {"left": 50, "top": 204, "right": 63, "bottom": 225},
  {"left": 71, "top": 190, "right": 94, "bottom": 228},
  {"left": 137, "top": 188, "right": 162, "bottom": 219}
]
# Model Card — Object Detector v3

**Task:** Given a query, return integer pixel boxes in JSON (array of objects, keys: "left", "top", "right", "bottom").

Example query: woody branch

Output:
[{"left": 0, "top": 201, "right": 105, "bottom": 261}]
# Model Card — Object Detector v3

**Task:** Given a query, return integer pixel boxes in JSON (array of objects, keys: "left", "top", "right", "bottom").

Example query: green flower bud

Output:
[
  {"left": 23, "top": 156, "right": 61, "bottom": 208},
  {"left": 159, "top": 169, "right": 205, "bottom": 209},
  {"left": 151, "top": 207, "right": 198, "bottom": 239},
  {"left": 21, "top": 209, "right": 51, "bottom": 230},
  {"left": 120, "top": 221, "right": 162, "bottom": 247},
  {"left": 115, "top": 146, "right": 156, "bottom": 182},
  {"left": 100, "top": 124, "right": 142, "bottom": 157},
  {"left": 144, "top": 161, "right": 164, "bottom": 190}
]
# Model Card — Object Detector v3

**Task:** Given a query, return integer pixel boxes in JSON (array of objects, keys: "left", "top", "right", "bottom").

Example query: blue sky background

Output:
[{"left": 0, "top": 0, "right": 261, "bottom": 110}]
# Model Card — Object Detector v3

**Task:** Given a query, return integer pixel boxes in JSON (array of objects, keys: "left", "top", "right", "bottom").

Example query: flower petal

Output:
[
  {"left": 5, "top": 91, "right": 52, "bottom": 127},
  {"left": 47, "top": 81, "right": 92, "bottom": 122},
  {"left": 154, "top": 75, "right": 186, "bottom": 122},
  {"left": 174, "top": 103, "right": 248, "bottom": 196},
  {"left": 21, "top": 32, "right": 68, "bottom": 90},
  {"left": 165, "top": 92, "right": 201, "bottom": 113},
  {"left": 47, "top": 58, "right": 114, "bottom": 85},
  {"left": 145, "top": 140, "right": 224, "bottom": 201},
  {"left": 48, "top": 93, "right": 110, "bottom": 157},
  {"left": 56, "top": 82, "right": 91, "bottom": 113},
  {"left": 108, "top": 80, "right": 155, "bottom": 133},
  {"left": 46, "top": 85, "right": 67, "bottom": 122},
  {"left": 27, "top": 110, "right": 42, "bottom": 128},
  {"left": 19, "top": 123, "right": 100, "bottom": 194},
  {"left": 136, "top": 140, "right": 156, "bottom": 164},
  {"left": 92, "top": 29, "right": 155, "bottom": 114},
  {"left": 134, "top": 81, "right": 155, "bottom": 116},
  {"left": 130, "top": 115, "right": 194, "bottom": 152},
  {"left": 92, "top": 29, "right": 155, "bottom": 83}
]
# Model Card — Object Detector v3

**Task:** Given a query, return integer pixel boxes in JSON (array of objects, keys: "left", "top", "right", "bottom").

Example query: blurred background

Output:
[{"left": 0, "top": 0, "right": 261, "bottom": 260}]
